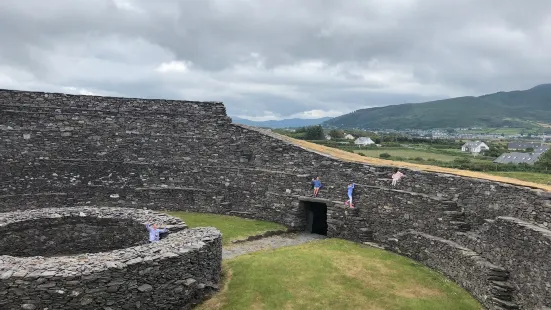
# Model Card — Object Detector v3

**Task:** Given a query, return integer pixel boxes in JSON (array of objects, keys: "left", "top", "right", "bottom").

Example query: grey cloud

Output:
[{"left": 0, "top": 0, "right": 550, "bottom": 119}]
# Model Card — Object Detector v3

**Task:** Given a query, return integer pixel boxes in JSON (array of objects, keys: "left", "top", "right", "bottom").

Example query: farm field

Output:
[
  {"left": 459, "top": 127, "right": 544, "bottom": 135},
  {"left": 486, "top": 171, "right": 551, "bottom": 185},
  {"left": 353, "top": 148, "right": 460, "bottom": 162},
  {"left": 199, "top": 239, "right": 482, "bottom": 310}
]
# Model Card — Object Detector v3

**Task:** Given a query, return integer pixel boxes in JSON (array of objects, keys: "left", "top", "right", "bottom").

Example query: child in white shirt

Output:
[{"left": 391, "top": 168, "right": 405, "bottom": 186}]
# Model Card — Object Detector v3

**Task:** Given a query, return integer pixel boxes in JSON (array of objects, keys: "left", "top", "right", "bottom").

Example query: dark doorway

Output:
[{"left": 303, "top": 201, "right": 327, "bottom": 236}]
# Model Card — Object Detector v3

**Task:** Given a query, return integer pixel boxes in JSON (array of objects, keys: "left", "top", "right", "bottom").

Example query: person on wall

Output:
[
  {"left": 312, "top": 176, "right": 322, "bottom": 197},
  {"left": 391, "top": 168, "right": 405, "bottom": 186},
  {"left": 345, "top": 182, "right": 355, "bottom": 208},
  {"left": 146, "top": 223, "right": 169, "bottom": 243}
]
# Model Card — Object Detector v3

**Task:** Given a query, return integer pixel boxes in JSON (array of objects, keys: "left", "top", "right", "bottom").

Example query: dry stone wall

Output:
[
  {"left": 0, "top": 207, "right": 222, "bottom": 310},
  {"left": 0, "top": 217, "right": 145, "bottom": 257},
  {"left": 1, "top": 89, "right": 551, "bottom": 309}
]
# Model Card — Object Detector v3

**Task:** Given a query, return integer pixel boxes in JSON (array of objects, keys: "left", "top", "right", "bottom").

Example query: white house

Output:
[
  {"left": 461, "top": 141, "right": 489, "bottom": 154},
  {"left": 344, "top": 134, "right": 355, "bottom": 140},
  {"left": 325, "top": 135, "right": 331, "bottom": 140},
  {"left": 354, "top": 137, "right": 375, "bottom": 147}
]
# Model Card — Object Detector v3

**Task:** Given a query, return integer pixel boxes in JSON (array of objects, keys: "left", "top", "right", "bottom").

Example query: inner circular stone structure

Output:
[
  {"left": 2, "top": 216, "right": 147, "bottom": 257},
  {"left": 0, "top": 207, "right": 222, "bottom": 310}
]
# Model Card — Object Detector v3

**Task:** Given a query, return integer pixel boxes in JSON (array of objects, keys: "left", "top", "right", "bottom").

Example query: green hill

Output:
[{"left": 325, "top": 84, "right": 551, "bottom": 129}]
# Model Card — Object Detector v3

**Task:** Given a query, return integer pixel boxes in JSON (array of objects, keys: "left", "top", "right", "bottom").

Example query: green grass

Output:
[
  {"left": 486, "top": 171, "right": 551, "bottom": 184},
  {"left": 460, "top": 127, "right": 543, "bottom": 135},
  {"left": 354, "top": 148, "right": 460, "bottom": 162},
  {"left": 199, "top": 239, "right": 482, "bottom": 310},
  {"left": 167, "top": 211, "right": 286, "bottom": 245}
]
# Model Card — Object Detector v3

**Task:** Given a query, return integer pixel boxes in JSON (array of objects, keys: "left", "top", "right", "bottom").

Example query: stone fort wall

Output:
[{"left": 1, "top": 89, "right": 550, "bottom": 309}]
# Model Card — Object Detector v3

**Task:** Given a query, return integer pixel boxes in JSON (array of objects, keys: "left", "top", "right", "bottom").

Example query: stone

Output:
[
  {"left": 183, "top": 278, "right": 196, "bottom": 287},
  {"left": 106, "top": 285, "right": 119, "bottom": 293},
  {"left": 80, "top": 297, "right": 93, "bottom": 306},
  {"left": 1, "top": 270, "right": 14, "bottom": 279},
  {"left": 137, "top": 284, "right": 153, "bottom": 292},
  {"left": 41, "top": 271, "right": 57, "bottom": 277},
  {"left": 21, "top": 304, "right": 36, "bottom": 310}
]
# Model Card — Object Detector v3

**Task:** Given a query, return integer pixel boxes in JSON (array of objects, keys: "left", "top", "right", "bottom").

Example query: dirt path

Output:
[{"left": 222, "top": 232, "right": 326, "bottom": 260}]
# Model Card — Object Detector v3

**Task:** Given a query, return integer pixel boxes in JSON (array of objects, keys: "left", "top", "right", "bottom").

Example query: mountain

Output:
[
  {"left": 231, "top": 117, "right": 333, "bottom": 128},
  {"left": 324, "top": 84, "right": 551, "bottom": 130}
]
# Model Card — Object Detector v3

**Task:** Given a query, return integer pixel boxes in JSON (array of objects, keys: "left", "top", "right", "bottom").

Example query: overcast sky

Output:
[{"left": 1, "top": 1, "right": 550, "bottom": 120}]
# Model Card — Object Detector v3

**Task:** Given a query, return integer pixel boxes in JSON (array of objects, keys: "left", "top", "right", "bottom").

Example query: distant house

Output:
[
  {"left": 344, "top": 134, "right": 355, "bottom": 140},
  {"left": 325, "top": 135, "right": 332, "bottom": 140},
  {"left": 508, "top": 142, "right": 549, "bottom": 153},
  {"left": 461, "top": 141, "right": 489, "bottom": 154},
  {"left": 494, "top": 152, "right": 544, "bottom": 165},
  {"left": 354, "top": 137, "right": 375, "bottom": 146}
]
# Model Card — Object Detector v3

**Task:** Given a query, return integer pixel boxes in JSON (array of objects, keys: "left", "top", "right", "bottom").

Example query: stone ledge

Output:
[
  {"left": 0, "top": 206, "right": 187, "bottom": 230},
  {"left": 135, "top": 187, "right": 210, "bottom": 192},
  {"left": 230, "top": 229, "right": 291, "bottom": 244},
  {"left": 497, "top": 216, "right": 551, "bottom": 238}
]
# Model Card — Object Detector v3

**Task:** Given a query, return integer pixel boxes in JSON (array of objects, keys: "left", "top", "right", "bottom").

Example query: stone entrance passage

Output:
[{"left": 301, "top": 201, "right": 328, "bottom": 236}]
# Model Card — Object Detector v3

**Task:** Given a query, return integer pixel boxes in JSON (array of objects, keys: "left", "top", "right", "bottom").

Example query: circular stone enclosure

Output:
[
  {"left": 0, "top": 207, "right": 223, "bottom": 310},
  {"left": 0, "top": 216, "right": 146, "bottom": 257}
]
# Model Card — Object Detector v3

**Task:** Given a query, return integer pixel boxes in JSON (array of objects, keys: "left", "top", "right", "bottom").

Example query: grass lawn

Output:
[
  {"left": 486, "top": 171, "right": 551, "bottom": 185},
  {"left": 167, "top": 211, "right": 286, "bottom": 245},
  {"left": 354, "top": 148, "right": 459, "bottom": 161},
  {"left": 199, "top": 239, "right": 482, "bottom": 310}
]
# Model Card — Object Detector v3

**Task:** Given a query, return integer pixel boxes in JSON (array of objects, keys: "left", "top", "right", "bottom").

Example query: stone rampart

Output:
[{"left": 1, "top": 89, "right": 551, "bottom": 309}]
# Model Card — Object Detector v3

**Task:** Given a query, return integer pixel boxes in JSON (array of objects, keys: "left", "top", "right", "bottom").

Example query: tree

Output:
[
  {"left": 304, "top": 125, "right": 325, "bottom": 140},
  {"left": 484, "top": 147, "right": 506, "bottom": 158},
  {"left": 536, "top": 150, "right": 551, "bottom": 170},
  {"left": 328, "top": 129, "right": 344, "bottom": 139}
]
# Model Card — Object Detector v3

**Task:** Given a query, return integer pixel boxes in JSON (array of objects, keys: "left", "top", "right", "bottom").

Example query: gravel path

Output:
[{"left": 222, "top": 232, "right": 326, "bottom": 260}]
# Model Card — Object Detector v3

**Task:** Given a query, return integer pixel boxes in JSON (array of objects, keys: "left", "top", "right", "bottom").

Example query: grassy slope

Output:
[
  {"left": 354, "top": 148, "right": 460, "bottom": 161},
  {"left": 273, "top": 133, "right": 551, "bottom": 191},
  {"left": 486, "top": 171, "right": 551, "bottom": 185},
  {"left": 168, "top": 212, "right": 285, "bottom": 245},
  {"left": 199, "top": 239, "right": 482, "bottom": 310},
  {"left": 325, "top": 84, "right": 551, "bottom": 129}
]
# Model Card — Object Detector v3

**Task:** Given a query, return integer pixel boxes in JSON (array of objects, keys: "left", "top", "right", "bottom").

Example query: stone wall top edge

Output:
[
  {"left": 496, "top": 216, "right": 551, "bottom": 238},
  {"left": 0, "top": 88, "right": 224, "bottom": 105},
  {"left": 0, "top": 227, "right": 222, "bottom": 278},
  {"left": 0, "top": 207, "right": 184, "bottom": 228}
]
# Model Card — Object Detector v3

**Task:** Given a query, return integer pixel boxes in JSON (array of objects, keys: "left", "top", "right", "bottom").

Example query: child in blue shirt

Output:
[
  {"left": 146, "top": 223, "right": 169, "bottom": 243},
  {"left": 311, "top": 176, "right": 321, "bottom": 197},
  {"left": 345, "top": 182, "right": 355, "bottom": 208}
]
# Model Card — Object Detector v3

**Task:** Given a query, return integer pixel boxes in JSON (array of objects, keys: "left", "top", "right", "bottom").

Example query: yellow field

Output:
[{"left": 271, "top": 133, "right": 551, "bottom": 192}]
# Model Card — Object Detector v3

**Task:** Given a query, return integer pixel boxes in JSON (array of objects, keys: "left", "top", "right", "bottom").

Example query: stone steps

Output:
[{"left": 441, "top": 201, "right": 472, "bottom": 233}]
